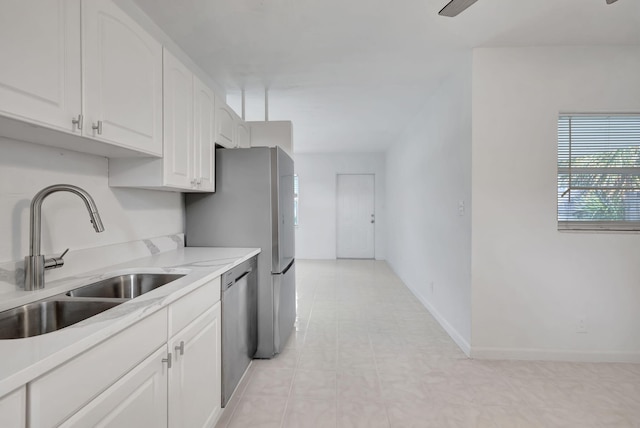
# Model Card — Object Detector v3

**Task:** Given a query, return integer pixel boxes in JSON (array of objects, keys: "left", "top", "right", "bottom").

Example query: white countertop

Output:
[{"left": 0, "top": 247, "right": 260, "bottom": 397}]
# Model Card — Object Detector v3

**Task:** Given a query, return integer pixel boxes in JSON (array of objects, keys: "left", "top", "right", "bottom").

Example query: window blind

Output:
[{"left": 558, "top": 114, "right": 640, "bottom": 230}]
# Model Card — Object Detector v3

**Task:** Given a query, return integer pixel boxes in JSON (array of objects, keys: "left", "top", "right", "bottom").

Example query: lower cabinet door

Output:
[
  {"left": 60, "top": 346, "right": 168, "bottom": 428},
  {"left": 0, "top": 386, "right": 26, "bottom": 428},
  {"left": 169, "top": 302, "right": 222, "bottom": 428}
]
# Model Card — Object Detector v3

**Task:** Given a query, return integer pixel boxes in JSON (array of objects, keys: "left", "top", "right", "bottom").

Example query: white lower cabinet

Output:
[
  {"left": 60, "top": 347, "right": 168, "bottom": 428},
  {"left": 0, "top": 386, "right": 26, "bottom": 428},
  {"left": 29, "top": 309, "right": 168, "bottom": 427},
  {"left": 169, "top": 303, "right": 222, "bottom": 428},
  {"left": 26, "top": 278, "right": 222, "bottom": 428}
]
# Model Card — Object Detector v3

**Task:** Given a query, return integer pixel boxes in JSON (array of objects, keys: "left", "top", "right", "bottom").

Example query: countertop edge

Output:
[{"left": 0, "top": 247, "right": 260, "bottom": 398}]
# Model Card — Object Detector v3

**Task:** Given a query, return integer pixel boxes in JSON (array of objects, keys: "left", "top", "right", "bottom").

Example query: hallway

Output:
[{"left": 216, "top": 260, "right": 640, "bottom": 427}]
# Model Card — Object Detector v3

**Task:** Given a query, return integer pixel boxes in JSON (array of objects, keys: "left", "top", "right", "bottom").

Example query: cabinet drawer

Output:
[
  {"left": 29, "top": 308, "right": 168, "bottom": 428},
  {"left": 169, "top": 277, "right": 220, "bottom": 338},
  {"left": 59, "top": 346, "right": 168, "bottom": 428}
]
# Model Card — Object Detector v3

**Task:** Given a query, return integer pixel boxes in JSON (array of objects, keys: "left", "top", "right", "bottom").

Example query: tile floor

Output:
[{"left": 215, "top": 259, "right": 640, "bottom": 428}]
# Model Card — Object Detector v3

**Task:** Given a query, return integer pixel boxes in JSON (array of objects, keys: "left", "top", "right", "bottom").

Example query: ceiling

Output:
[{"left": 131, "top": 0, "right": 640, "bottom": 153}]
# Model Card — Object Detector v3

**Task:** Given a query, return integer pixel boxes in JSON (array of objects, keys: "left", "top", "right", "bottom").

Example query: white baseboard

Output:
[
  {"left": 471, "top": 346, "right": 640, "bottom": 363},
  {"left": 381, "top": 262, "right": 640, "bottom": 364},
  {"left": 403, "top": 281, "right": 471, "bottom": 357},
  {"left": 402, "top": 281, "right": 640, "bottom": 363}
]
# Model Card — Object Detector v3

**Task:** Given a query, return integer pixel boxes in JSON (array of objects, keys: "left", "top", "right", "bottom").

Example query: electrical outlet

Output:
[
  {"left": 576, "top": 317, "right": 588, "bottom": 334},
  {"left": 458, "top": 200, "right": 465, "bottom": 216}
]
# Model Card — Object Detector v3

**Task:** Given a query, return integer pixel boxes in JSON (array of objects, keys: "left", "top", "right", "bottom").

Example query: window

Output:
[
  {"left": 294, "top": 174, "right": 299, "bottom": 226},
  {"left": 558, "top": 114, "right": 640, "bottom": 230}
]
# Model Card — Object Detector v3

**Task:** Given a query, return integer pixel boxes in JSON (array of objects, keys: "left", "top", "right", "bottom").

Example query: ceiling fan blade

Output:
[
  {"left": 438, "top": 0, "right": 479, "bottom": 17},
  {"left": 606, "top": 0, "right": 619, "bottom": 3}
]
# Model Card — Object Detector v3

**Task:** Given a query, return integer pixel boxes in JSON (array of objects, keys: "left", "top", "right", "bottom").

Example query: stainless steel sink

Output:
[
  {"left": 0, "top": 299, "right": 122, "bottom": 340},
  {"left": 0, "top": 273, "right": 185, "bottom": 340},
  {"left": 66, "top": 273, "right": 185, "bottom": 299}
]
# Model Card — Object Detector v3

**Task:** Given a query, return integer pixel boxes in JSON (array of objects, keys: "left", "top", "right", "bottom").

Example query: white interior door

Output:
[{"left": 336, "top": 174, "right": 375, "bottom": 259}]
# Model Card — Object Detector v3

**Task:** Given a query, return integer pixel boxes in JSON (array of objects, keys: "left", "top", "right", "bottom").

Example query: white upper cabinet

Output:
[
  {"left": 0, "top": 0, "right": 163, "bottom": 158},
  {"left": 248, "top": 121, "right": 294, "bottom": 159},
  {"left": 82, "top": 0, "right": 163, "bottom": 156},
  {"left": 109, "top": 50, "right": 216, "bottom": 192},
  {"left": 194, "top": 76, "right": 216, "bottom": 191},
  {"left": 236, "top": 120, "right": 251, "bottom": 149},
  {"left": 215, "top": 95, "right": 235, "bottom": 148},
  {"left": 0, "top": 0, "right": 81, "bottom": 133},
  {"left": 163, "top": 49, "right": 194, "bottom": 188}
]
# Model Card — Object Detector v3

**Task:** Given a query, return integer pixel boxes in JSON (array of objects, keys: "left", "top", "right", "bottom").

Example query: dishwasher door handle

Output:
[{"left": 226, "top": 268, "right": 252, "bottom": 289}]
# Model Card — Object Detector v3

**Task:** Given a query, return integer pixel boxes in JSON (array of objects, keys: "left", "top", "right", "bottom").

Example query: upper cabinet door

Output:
[
  {"left": 194, "top": 77, "right": 215, "bottom": 192},
  {"left": 215, "top": 95, "right": 235, "bottom": 148},
  {"left": 82, "top": 0, "right": 162, "bottom": 156},
  {"left": 163, "top": 49, "right": 194, "bottom": 189},
  {"left": 237, "top": 122, "right": 251, "bottom": 149},
  {"left": 0, "top": 0, "right": 81, "bottom": 133}
]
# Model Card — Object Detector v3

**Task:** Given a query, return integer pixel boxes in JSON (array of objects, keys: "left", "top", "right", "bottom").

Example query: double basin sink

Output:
[{"left": 0, "top": 273, "right": 185, "bottom": 340}]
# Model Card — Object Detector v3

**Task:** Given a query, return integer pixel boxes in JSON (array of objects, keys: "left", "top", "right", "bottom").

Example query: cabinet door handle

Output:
[
  {"left": 162, "top": 352, "right": 172, "bottom": 369},
  {"left": 175, "top": 341, "right": 185, "bottom": 356},
  {"left": 190, "top": 179, "right": 197, "bottom": 188},
  {"left": 72, "top": 114, "right": 83, "bottom": 130},
  {"left": 92, "top": 120, "right": 103, "bottom": 135}
]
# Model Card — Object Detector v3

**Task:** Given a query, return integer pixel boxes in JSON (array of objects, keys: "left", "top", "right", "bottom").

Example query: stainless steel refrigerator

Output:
[{"left": 185, "top": 146, "right": 296, "bottom": 359}]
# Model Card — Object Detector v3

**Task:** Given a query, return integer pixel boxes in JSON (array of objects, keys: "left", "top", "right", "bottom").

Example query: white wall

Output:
[
  {"left": 472, "top": 46, "right": 640, "bottom": 362},
  {"left": 0, "top": 138, "right": 184, "bottom": 263},
  {"left": 294, "top": 153, "right": 386, "bottom": 260},
  {"left": 385, "top": 61, "right": 473, "bottom": 353}
]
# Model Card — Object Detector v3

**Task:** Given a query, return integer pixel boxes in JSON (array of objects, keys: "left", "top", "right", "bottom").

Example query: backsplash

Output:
[
  {"left": 0, "top": 233, "right": 185, "bottom": 293},
  {"left": 0, "top": 138, "right": 184, "bottom": 266}
]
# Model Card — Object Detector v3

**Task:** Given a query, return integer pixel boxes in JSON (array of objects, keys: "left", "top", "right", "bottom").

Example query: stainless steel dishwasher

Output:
[{"left": 221, "top": 256, "right": 258, "bottom": 407}]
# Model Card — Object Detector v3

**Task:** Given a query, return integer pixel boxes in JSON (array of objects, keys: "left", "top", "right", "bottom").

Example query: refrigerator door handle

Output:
[{"left": 276, "top": 259, "right": 295, "bottom": 276}]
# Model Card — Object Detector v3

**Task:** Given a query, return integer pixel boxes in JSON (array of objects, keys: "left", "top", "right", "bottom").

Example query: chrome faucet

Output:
[{"left": 24, "top": 184, "right": 105, "bottom": 290}]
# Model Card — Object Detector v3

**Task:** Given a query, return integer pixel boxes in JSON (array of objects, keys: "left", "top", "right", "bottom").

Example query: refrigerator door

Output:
[
  {"left": 271, "top": 147, "right": 295, "bottom": 274},
  {"left": 272, "top": 260, "right": 296, "bottom": 353}
]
